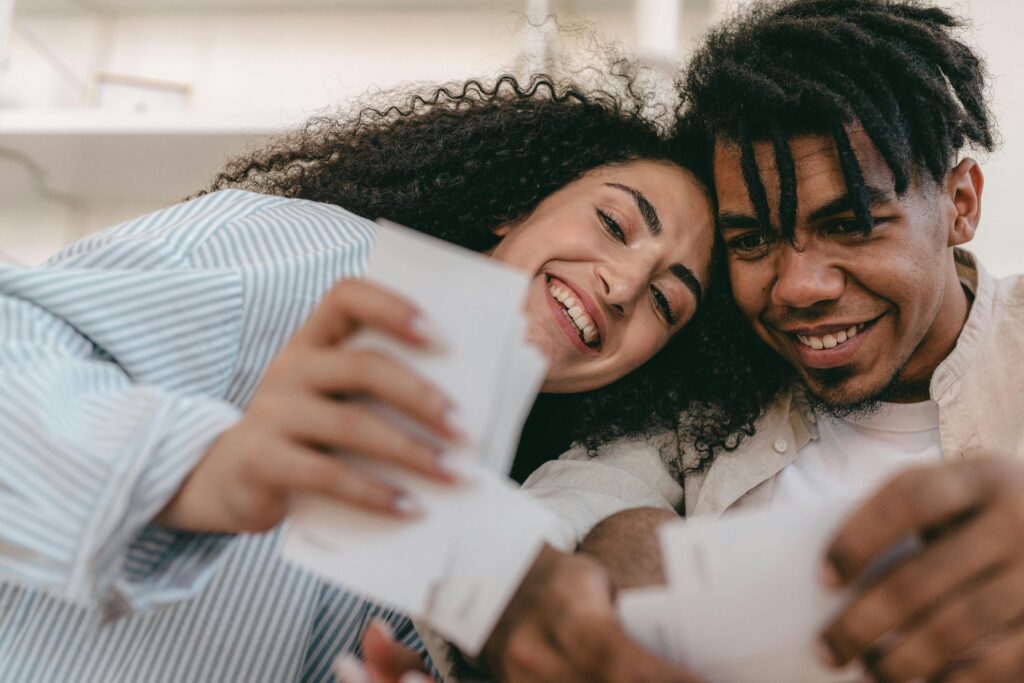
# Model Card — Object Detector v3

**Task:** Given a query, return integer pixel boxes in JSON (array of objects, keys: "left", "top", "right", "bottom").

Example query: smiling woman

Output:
[
  {"left": 208, "top": 73, "right": 783, "bottom": 466},
  {"left": 0, "top": 69, "right": 784, "bottom": 683}
]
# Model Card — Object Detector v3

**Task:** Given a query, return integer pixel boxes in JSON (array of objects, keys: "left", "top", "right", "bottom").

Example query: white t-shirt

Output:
[{"left": 771, "top": 400, "right": 943, "bottom": 507}]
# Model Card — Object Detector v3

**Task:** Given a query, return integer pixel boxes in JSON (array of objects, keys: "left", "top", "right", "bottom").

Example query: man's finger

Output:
[
  {"left": 822, "top": 508, "right": 1013, "bottom": 664},
  {"left": 502, "top": 625, "right": 584, "bottom": 683},
  {"left": 597, "top": 624, "right": 703, "bottom": 683},
  {"left": 825, "top": 463, "right": 988, "bottom": 585},
  {"left": 944, "top": 623, "right": 1024, "bottom": 683},
  {"left": 866, "top": 561, "right": 1024, "bottom": 683}
]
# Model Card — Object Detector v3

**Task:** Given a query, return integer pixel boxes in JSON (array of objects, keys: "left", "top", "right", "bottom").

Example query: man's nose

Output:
[{"left": 771, "top": 244, "right": 845, "bottom": 310}]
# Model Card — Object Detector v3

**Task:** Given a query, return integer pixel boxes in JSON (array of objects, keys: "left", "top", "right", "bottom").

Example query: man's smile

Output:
[{"left": 771, "top": 314, "right": 886, "bottom": 369}]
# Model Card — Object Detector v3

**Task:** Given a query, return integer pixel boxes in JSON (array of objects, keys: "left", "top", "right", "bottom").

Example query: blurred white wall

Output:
[
  {"left": 956, "top": 0, "right": 1024, "bottom": 278},
  {"left": 0, "top": 0, "right": 654, "bottom": 264},
  {"left": 0, "top": 0, "right": 1021, "bottom": 276}
]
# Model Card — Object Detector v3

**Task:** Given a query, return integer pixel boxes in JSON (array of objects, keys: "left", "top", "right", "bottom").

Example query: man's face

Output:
[{"left": 714, "top": 130, "right": 979, "bottom": 408}]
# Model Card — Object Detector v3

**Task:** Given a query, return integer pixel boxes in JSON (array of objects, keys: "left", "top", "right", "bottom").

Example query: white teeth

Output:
[
  {"left": 795, "top": 322, "right": 867, "bottom": 350},
  {"left": 548, "top": 280, "right": 599, "bottom": 346}
]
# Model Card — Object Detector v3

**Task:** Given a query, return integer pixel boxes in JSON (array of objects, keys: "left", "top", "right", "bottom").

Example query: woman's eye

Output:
[
  {"left": 651, "top": 286, "right": 677, "bottom": 326},
  {"left": 597, "top": 210, "right": 626, "bottom": 243}
]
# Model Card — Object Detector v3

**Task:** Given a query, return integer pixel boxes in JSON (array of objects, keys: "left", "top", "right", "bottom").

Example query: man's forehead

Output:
[{"left": 712, "top": 129, "right": 894, "bottom": 207}]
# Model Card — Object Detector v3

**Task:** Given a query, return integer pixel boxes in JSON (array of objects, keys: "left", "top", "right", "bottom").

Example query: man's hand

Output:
[
  {"left": 482, "top": 545, "right": 703, "bottom": 683},
  {"left": 820, "top": 460, "right": 1024, "bottom": 682}
]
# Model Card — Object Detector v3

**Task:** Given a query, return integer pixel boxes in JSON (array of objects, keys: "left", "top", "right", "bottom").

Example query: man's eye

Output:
[
  {"left": 651, "top": 286, "right": 677, "bottom": 326},
  {"left": 829, "top": 219, "right": 872, "bottom": 236},
  {"left": 597, "top": 210, "right": 626, "bottom": 243},
  {"left": 726, "top": 232, "right": 774, "bottom": 253}
]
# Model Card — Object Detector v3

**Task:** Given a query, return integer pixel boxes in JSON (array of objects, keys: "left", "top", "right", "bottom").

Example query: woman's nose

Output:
[{"left": 596, "top": 264, "right": 645, "bottom": 316}]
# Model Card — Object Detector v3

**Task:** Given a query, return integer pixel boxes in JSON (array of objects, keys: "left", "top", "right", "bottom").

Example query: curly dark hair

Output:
[
  {"left": 204, "top": 72, "right": 780, "bottom": 480},
  {"left": 677, "top": 0, "right": 996, "bottom": 241}
]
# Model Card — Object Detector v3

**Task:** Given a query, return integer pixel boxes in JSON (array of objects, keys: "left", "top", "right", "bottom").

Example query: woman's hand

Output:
[
  {"left": 155, "top": 279, "right": 463, "bottom": 534},
  {"left": 333, "top": 620, "right": 433, "bottom": 683}
]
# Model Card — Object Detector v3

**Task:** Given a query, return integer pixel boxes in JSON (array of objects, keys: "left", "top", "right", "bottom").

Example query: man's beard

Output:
[{"left": 802, "top": 366, "right": 930, "bottom": 420}]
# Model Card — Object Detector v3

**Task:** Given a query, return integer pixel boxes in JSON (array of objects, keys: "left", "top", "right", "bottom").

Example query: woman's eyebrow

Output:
[
  {"left": 605, "top": 182, "right": 662, "bottom": 236},
  {"left": 670, "top": 263, "right": 703, "bottom": 303}
]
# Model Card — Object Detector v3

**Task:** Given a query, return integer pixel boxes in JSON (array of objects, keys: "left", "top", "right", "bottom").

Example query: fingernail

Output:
[
  {"left": 369, "top": 617, "right": 395, "bottom": 641},
  {"left": 393, "top": 494, "right": 425, "bottom": 518},
  {"left": 437, "top": 453, "right": 469, "bottom": 481},
  {"left": 410, "top": 314, "right": 445, "bottom": 350},
  {"left": 817, "top": 638, "right": 839, "bottom": 667},
  {"left": 821, "top": 559, "right": 842, "bottom": 588},
  {"left": 443, "top": 405, "right": 471, "bottom": 443},
  {"left": 399, "top": 672, "right": 432, "bottom": 683},
  {"left": 333, "top": 654, "right": 370, "bottom": 683}
]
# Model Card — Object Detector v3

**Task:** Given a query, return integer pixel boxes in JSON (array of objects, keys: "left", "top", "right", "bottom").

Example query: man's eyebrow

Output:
[
  {"left": 605, "top": 182, "right": 662, "bottom": 236},
  {"left": 717, "top": 212, "right": 762, "bottom": 231},
  {"left": 806, "top": 184, "right": 895, "bottom": 222},
  {"left": 717, "top": 184, "right": 896, "bottom": 231},
  {"left": 670, "top": 263, "right": 703, "bottom": 303}
]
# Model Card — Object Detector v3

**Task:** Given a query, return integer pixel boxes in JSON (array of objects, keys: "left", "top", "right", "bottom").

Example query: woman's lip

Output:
[
  {"left": 544, "top": 278, "right": 600, "bottom": 356},
  {"left": 546, "top": 274, "right": 607, "bottom": 344},
  {"left": 783, "top": 316, "right": 881, "bottom": 369}
]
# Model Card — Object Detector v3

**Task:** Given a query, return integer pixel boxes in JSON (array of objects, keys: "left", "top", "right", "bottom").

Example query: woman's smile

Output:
[{"left": 545, "top": 274, "right": 603, "bottom": 354}]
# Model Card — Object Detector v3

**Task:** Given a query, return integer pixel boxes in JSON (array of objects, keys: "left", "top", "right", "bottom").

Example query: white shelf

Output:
[
  {"left": 14, "top": 0, "right": 531, "bottom": 12},
  {"left": 0, "top": 109, "right": 293, "bottom": 201}
]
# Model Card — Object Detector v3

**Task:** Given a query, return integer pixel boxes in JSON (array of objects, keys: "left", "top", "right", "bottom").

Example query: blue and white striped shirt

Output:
[{"left": 0, "top": 190, "right": 423, "bottom": 682}]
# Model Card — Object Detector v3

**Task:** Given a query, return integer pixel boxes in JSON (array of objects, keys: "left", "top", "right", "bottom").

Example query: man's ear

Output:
[
  {"left": 944, "top": 158, "right": 983, "bottom": 247},
  {"left": 492, "top": 224, "right": 512, "bottom": 238}
]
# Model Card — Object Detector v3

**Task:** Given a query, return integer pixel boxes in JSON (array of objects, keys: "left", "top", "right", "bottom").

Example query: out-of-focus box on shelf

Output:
[{"left": 89, "top": 71, "right": 192, "bottom": 114}]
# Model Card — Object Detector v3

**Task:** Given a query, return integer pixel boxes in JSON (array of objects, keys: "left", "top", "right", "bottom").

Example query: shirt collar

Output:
[{"left": 930, "top": 248, "right": 991, "bottom": 401}]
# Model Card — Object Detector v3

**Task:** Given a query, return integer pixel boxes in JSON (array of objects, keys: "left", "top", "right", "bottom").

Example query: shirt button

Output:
[{"left": 773, "top": 438, "right": 788, "bottom": 453}]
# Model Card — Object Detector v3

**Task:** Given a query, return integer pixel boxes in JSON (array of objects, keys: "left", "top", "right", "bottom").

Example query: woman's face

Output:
[{"left": 488, "top": 159, "right": 715, "bottom": 393}]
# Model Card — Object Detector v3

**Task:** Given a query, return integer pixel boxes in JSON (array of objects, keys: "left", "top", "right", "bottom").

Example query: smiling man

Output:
[{"left": 442, "top": 1, "right": 1024, "bottom": 682}]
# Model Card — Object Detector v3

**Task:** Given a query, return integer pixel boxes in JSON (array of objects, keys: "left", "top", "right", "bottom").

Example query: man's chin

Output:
[{"left": 800, "top": 366, "right": 904, "bottom": 420}]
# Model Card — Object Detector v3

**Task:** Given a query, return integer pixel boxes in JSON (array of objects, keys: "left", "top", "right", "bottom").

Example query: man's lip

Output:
[
  {"left": 546, "top": 274, "right": 607, "bottom": 345},
  {"left": 774, "top": 316, "right": 881, "bottom": 337},
  {"left": 777, "top": 315, "right": 884, "bottom": 369}
]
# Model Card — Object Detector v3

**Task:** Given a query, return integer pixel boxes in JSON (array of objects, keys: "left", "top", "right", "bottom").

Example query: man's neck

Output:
[{"left": 891, "top": 263, "right": 973, "bottom": 403}]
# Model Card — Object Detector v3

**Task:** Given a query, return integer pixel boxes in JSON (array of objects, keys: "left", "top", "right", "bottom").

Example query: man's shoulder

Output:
[{"left": 993, "top": 270, "right": 1024, "bottom": 309}]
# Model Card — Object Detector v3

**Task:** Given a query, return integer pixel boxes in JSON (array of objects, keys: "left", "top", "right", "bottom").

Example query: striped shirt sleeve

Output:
[
  {"left": 0, "top": 194, "right": 263, "bottom": 612},
  {"left": 0, "top": 190, "right": 378, "bottom": 621}
]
